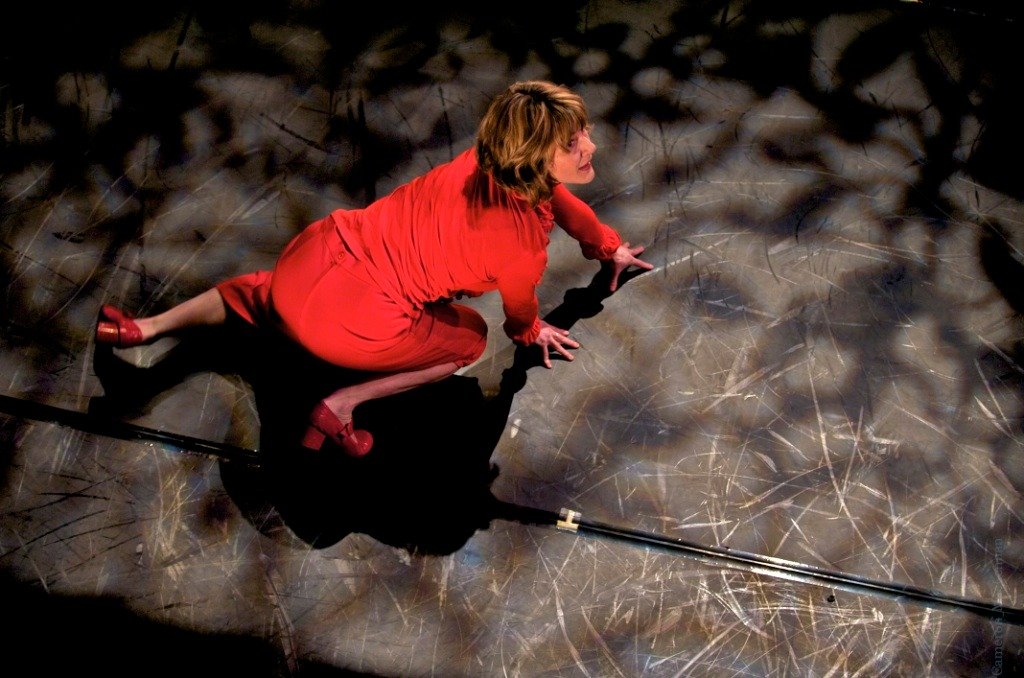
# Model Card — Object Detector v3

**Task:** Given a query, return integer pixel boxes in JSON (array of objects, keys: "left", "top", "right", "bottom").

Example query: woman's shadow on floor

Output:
[
  {"left": 228, "top": 335, "right": 514, "bottom": 555},
  {"left": 91, "top": 264, "right": 638, "bottom": 555}
]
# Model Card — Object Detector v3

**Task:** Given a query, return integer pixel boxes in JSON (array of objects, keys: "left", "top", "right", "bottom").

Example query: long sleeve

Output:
[
  {"left": 550, "top": 183, "right": 622, "bottom": 260},
  {"left": 498, "top": 248, "right": 547, "bottom": 345}
]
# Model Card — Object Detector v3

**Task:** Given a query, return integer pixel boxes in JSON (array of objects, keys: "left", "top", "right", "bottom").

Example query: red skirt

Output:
[{"left": 216, "top": 216, "right": 487, "bottom": 372}]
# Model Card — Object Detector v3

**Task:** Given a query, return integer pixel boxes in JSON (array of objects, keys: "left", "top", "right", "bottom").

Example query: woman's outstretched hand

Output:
[
  {"left": 608, "top": 242, "right": 654, "bottom": 292},
  {"left": 534, "top": 320, "right": 581, "bottom": 368}
]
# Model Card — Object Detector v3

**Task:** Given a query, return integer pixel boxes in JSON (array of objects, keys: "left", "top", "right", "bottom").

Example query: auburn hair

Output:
[{"left": 476, "top": 81, "right": 590, "bottom": 206}]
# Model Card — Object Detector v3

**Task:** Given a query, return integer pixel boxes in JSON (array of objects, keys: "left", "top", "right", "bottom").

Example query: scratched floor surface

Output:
[{"left": 2, "top": 1, "right": 1023, "bottom": 676}]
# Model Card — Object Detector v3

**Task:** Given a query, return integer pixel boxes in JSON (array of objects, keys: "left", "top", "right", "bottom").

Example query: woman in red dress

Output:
[{"left": 96, "top": 81, "right": 653, "bottom": 457}]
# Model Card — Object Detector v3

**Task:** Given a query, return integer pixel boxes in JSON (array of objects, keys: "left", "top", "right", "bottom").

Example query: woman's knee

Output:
[{"left": 452, "top": 306, "right": 488, "bottom": 367}]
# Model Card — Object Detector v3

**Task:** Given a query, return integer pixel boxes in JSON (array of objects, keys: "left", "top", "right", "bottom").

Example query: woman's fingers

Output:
[
  {"left": 539, "top": 327, "right": 579, "bottom": 367},
  {"left": 554, "top": 332, "right": 579, "bottom": 349},
  {"left": 609, "top": 268, "right": 622, "bottom": 292},
  {"left": 609, "top": 242, "right": 654, "bottom": 291},
  {"left": 553, "top": 341, "right": 576, "bottom": 362},
  {"left": 631, "top": 245, "right": 653, "bottom": 268}
]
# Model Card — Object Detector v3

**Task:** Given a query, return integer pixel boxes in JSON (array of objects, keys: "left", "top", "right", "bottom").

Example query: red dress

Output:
[{"left": 216, "top": 148, "right": 622, "bottom": 372}]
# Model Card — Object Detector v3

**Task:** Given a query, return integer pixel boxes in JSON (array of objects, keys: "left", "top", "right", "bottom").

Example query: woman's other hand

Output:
[
  {"left": 608, "top": 242, "right": 653, "bottom": 292},
  {"left": 534, "top": 320, "right": 581, "bottom": 368}
]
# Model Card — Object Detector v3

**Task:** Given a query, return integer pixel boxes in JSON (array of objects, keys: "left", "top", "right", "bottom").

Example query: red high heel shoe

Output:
[
  {"left": 302, "top": 401, "right": 374, "bottom": 457},
  {"left": 95, "top": 305, "right": 145, "bottom": 348}
]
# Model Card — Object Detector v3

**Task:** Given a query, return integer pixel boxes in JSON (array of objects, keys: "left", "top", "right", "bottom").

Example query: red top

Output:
[{"left": 328, "top": 148, "right": 622, "bottom": 345}]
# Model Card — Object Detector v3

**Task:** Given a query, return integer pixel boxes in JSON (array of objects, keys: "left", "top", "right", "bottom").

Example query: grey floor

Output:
[{"left": 2, "top": 1, "right": 1023, "bottom": 676}]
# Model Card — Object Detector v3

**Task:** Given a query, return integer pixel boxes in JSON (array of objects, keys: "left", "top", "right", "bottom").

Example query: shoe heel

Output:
[
  {"left": 94, "top": 306, "right": 145, "bottom": 348},
  {"left": 301, "top": 426, "right": 326, "bottom": 450},
  {"left": 96, "top": 322, "right": 120, "bottom": 344}
]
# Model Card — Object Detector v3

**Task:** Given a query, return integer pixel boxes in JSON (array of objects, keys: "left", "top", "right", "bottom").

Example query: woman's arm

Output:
[
  {"left": 550, "top": 183, "right": 653, "bottom": 291},
  {"left": 496, "top": 250, "right": 582, "bottom": 367},
  {"left": 497, "top": 251, "right": 545, "bottom": 345},
  {"left": 549, "top": 183, "right": 621, "bottom": 259}
]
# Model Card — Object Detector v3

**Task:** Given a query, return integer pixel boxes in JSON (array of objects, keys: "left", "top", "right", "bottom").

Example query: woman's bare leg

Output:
[
  {"left": 130, "top": 289, "right": 227, "bottom": 342},
  {"left": 321, "top": 361, "right": 460, "bottom": 424}
]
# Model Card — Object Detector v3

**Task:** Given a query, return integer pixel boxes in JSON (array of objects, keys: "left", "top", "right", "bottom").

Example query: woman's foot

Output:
[
  {"left": 95, "top": 305, "right": 146, "bottom": 348},
  {"left": 302, "top": 401, "right": 374, "bottom": 457}
]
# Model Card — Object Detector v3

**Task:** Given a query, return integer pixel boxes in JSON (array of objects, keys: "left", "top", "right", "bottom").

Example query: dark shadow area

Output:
[
  {"left": 0, "top": 570, "right": 377, "bottom": 678},
  {"left": 979, "top": 221, "right": 1024, "bottom": 317},
  {"left": 232, "top": 371, "right": 507, "bottom": 555}
]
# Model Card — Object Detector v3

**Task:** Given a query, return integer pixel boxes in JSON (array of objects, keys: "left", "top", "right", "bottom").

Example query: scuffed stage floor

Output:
[{"left": 2, "top": 1, "right": 1023, "bottom": 675}]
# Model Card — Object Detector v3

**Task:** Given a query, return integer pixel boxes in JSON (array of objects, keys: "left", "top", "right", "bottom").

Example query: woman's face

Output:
[{"left": 550, "top": 128, "right": 596, "bottom": 184}]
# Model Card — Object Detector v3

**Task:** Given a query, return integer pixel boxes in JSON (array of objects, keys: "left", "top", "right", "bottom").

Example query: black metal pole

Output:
[
  {"left": 0, "top": 393, "right": 261, "bottom": 465},
  {"left": 549, "top": 507, "right": 1024, "bottom": 627}
]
